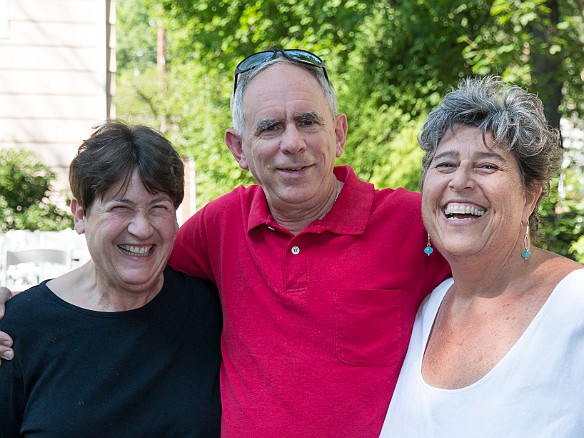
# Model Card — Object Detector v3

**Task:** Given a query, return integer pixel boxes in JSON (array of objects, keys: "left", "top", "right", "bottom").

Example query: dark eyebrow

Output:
[
  {"left": 109, "top": 197, "right": 133, "bottom": 205},
  {"left": 255, "top": 118, "right": 280, "bottom": 133},
  {"left": 110, "top": 195, "right": 172, "bottom": 206},
  {"left": 475, "top": 151, "right": 506, "bottom": 161},
  {"left": 433, "top": 149, "right": 457, "bottom": 161},
  {"left": 434, "top": 150, "right": 506, "bottom": 162},
  {"left": 432, "top": 149, "right": 458, "bottom": 160},
  {"left": 294, "top": 112, "right": 324, "bottom": 124}
]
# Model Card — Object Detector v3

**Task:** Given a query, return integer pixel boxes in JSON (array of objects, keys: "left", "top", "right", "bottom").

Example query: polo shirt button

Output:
[{"left": 291, "top": 246, "right": 300, "bottom": 255}]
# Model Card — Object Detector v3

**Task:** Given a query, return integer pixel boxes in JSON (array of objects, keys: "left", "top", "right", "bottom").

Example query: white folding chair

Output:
[
  {"left": 2, "top": 248, "right": 72, "bottom": 291},
  {"left": 38, "top": 229, "right": 90, "bottom": 268}
]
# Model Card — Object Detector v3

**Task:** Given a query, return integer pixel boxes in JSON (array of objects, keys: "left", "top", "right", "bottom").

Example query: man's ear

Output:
[
  {"left": 334, "top": 114, "right": 348, "bottom": 158},
  {"left": 70, "top": 198, "right": 87, "bottom": 235},
  {"left": 225, "top": 128, "right": 249, "bottom": 170}
]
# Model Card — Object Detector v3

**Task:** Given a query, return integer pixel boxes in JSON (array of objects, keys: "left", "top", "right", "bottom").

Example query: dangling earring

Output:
[
  {"left": 424, "top": 233, "right": 434, "bottom": 256},
  {"left": 521, "top": 223, "right": 531, "bottom": 260}
]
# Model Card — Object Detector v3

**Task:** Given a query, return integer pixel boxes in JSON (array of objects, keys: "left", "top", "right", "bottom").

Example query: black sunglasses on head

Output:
[{"left": 233, "top": 49, "right": 329, "bottom": 94}]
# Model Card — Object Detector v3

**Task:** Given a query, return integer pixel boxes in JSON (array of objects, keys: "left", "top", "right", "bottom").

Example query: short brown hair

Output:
[{"left": 69, "top": 120, "right": 184, "bottom": 212}]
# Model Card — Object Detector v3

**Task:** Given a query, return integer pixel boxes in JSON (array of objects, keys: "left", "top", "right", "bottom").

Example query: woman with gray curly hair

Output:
[{"left": 380, "top": 76, "right": 583, "bottom": 437}]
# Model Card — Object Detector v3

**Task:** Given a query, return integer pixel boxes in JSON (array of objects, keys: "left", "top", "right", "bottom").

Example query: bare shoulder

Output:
[{"left": 532, "top": 249, "right": 583, "bottom": 284}]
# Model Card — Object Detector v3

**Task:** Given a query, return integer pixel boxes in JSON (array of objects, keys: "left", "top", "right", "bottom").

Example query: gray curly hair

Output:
[{"left": 419, "top": 76, "right": 563, "bottom": 233}]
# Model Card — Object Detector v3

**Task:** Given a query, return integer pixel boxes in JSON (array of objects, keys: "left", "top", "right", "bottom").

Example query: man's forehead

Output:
[
  {"left": 241, "top": 64, "right": 330, "bottom": 126},
  {"left": 245, "top": 63, "right": 323, "bottom": 97}
]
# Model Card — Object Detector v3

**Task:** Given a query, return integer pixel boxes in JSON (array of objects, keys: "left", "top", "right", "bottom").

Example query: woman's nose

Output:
[
  {"left": 449, "top": 166, "right": 475, "bottom": 191},
  {"left": 127, "top": 211, "right": 154, "bottom": 238}
]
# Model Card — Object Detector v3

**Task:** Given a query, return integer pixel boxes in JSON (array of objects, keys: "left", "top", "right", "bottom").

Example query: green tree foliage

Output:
[
  {"left": 162, "top": 61, "right": 256, "bottom": 203},
  {"left": 461, "top": 0, "right": 584, "bottom": 128},
  {"left": 0, "top": 149, "right": 72, "bottom": 232},
  {"left": 154, "top": 0, "right": 369, "bottom": 67},
  {"left": 340, "top": 1, "right": 494, "bottom": 184},
  {"left": 539, "top": 189, "right": 584, "bottom": 260},
  {"left": 116, "top": 0, "right": 158, "bottom": 74},
  {"left": 115, "top": 0, "right": 161, "bottom": 127},
  {"left": 116, "top": 0, "right": 583, "bottom": 260}
]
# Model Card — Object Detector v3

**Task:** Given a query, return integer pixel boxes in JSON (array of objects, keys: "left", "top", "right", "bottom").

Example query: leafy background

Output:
[{"left": 3, "top": 0, "right": 582, "bottom": 262}]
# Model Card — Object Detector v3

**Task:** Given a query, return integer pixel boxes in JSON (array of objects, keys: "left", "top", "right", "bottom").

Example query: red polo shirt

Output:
[{"left": 169, "top": 165, "right": 450, "bottom": 437}]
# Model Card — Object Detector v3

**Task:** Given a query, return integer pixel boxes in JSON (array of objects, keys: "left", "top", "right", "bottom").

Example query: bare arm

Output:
[{"left": 0, "top": 287, "right": 14, "bottom": 364}]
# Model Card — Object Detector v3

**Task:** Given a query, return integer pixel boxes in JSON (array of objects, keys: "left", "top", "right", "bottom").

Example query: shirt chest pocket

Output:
[{"left": 334, "top": 288, "right": 403, "bottom": 367}]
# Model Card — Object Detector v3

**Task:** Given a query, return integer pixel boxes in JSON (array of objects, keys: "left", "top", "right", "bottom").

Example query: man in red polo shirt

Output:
[
  {"left": 170, "top": 50, "right": 450, "bottom": 437},
  {"left": 0, "top": 50, "right": 450, "bottom": 436}
]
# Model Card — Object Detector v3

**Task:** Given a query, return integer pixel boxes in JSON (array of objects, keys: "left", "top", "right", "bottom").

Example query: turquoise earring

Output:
[
  {"left": 521, "top": 224, "right": 532, "bottom": 260},
  {"left": 424, "top": 233, "right": 434, "bottom": 256}
]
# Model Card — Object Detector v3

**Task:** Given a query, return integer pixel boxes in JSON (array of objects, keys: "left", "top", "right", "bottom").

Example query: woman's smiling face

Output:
[
  {"left": 74, "top": 168, "right": 179, "bottom": 295},
  {"left": 422, "top": 124, "right": 539, "bottom": 261}
]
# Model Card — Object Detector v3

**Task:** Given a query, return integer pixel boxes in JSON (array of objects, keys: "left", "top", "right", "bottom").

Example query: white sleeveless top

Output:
[{"left": 380, "top": 269, "right": 584, "bottom": 438}]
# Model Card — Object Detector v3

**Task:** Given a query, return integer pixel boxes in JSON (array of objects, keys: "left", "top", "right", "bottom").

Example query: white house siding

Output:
[{"left": 0, "top": 0, "right": 115, "bottom": 192}]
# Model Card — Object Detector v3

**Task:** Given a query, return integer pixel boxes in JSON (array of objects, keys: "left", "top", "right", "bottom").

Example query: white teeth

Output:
[
  {"left": 119, "top": 245, "right": 152, "bottom": 256},
  {"left": 444, "top": 204, "right": 485, "bottom": 217}
]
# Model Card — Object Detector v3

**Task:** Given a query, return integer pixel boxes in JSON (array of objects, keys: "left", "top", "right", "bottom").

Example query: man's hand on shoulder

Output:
[{"left": 0, "top": 286, "right": 14, "bottom": 364}]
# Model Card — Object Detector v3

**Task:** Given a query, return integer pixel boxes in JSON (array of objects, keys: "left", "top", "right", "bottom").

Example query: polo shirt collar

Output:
[{"left": 247, "top": 165, "right": 374, "bottom": 236}]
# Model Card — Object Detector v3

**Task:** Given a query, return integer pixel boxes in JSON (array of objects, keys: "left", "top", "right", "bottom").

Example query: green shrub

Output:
[{"left": 0, "top": 148, "right": 73, "bottom": 232}]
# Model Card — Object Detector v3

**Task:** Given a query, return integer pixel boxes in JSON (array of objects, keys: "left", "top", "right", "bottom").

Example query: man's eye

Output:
[
  {"left": 435, "top": 162, "right": 454, "bottom": 169},
  {"left": 258, "top": 124, "right": 279, "bottom": 134}
]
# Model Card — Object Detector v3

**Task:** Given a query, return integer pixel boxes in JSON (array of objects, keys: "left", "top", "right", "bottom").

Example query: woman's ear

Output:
[
  {"left": 523, "top": 181, "right": 543, "bottom": 224},
  {"left": 70, "top": 198, "right": 87, "bottom": 235}
]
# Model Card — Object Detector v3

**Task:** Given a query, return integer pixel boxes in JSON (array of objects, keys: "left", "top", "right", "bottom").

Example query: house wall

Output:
[{"left": 0, "top": 0, "right": 115, "bottom": 192}]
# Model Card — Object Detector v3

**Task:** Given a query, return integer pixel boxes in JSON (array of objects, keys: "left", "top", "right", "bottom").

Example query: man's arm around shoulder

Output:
[{"left": 0, "top": 287, "right": 14, "bottom": 364}]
